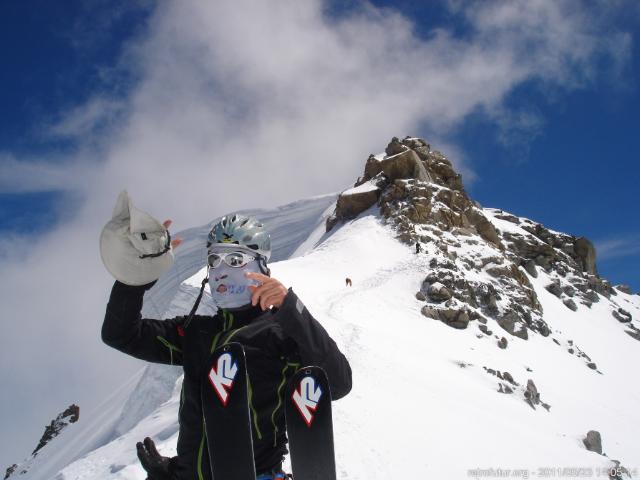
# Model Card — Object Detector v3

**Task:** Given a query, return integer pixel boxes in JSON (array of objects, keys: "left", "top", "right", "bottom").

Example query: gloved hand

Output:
[{"left": 136, "top": 437, "right": 173, "bottom": 480}]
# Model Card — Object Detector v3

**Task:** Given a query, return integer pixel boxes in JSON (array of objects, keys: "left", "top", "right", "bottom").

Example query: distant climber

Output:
[
  {"left": 415, "top": 242, "right": 422, "bottom": 254},
  {"left": 345, "top": 277, "right": 352, "bottom": 287}
]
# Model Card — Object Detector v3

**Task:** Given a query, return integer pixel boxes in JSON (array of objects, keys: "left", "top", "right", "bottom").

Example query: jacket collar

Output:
[{"left": 219, "top": 303, "right": 271, "bottom": 324}]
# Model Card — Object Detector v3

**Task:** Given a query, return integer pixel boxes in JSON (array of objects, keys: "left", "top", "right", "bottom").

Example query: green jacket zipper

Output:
[
  {"left": 270, "top": 361, "right": 300, "bottom": 446},
  {"left": 156, "top": 335, "right": 182, "bottom": 366}
]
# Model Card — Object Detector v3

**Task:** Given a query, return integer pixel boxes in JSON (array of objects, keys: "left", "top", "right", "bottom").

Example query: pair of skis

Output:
[{"left": 201, "top": 343, "right": 336, "bottom": 480}]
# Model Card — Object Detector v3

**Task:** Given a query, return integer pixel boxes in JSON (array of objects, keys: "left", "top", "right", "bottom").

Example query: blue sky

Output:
[
  {"left": 1, "top": 1, "right": 638, "bottom": 291},
  {"left": 0, "top": 0, "right": 639, "bottom": 468}
]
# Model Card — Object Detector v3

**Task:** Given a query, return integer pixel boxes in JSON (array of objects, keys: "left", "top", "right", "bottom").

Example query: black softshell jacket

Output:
[{"left": 102, "top": 281, "right": 352, "bottom": 479}]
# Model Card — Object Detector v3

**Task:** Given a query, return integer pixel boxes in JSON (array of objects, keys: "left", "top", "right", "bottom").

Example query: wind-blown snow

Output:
[
  {"left": 141, "top": 192, "right": 338, "bottom": 319},
  {"left": 18, "top": 198, "right": 640, "bottom": 479}
]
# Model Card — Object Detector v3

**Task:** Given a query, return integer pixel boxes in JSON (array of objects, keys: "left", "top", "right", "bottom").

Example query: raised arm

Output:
[{"left": 102, "top": 280, "right": 185, "bottom": 366}]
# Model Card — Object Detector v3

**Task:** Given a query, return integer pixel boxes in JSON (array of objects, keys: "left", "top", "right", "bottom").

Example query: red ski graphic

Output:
[
  {"left": 292, "top": 376, "right": 323, "bottom": 427},
  {"left": 208, "top": 352, "right": 238, "bottom": 406}
]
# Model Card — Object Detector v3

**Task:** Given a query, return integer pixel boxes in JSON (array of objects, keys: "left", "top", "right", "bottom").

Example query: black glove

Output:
[{"left": 136, "top": 437, "right": 173, "bottom": 480}]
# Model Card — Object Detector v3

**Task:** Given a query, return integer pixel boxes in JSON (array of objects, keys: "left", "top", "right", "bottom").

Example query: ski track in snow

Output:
[{"left": 17, "top": 199, "right": 640, "bottom": 479}]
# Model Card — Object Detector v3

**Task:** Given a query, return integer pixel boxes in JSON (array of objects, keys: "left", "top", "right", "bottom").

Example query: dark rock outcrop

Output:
[
  {"left": 498, "top": 384, "right": 513, "bottom": 394},
  {"left": 334, "top": 185, "right": 380, "bottom": 218},
  {"left": 585, "top": 290, "right": 600, "bottom": 303},
  {"left": 364, "top": 147, "right": 432, "bottom": 184},
  {"left": 583, "top": 430, "right": 603, "bottom": 454},
  {"left": 586, "top": 274, "right": 614, "bottom": 298},
  {"left": 524, "top": 380, "right": 539, "bottom": 407},
  {"left": 524, "top": 379, "right": 550, "bottom": 410},
  {"left": 523, "top": 259, "right": 538, "bottom": 277},
  {"left": 502, "top": 371, "right": 517, "bottom": 385},
  {"left": 614, "top": 284, "right": 632, "bottom": 294},
  {"left": 574, "top": 237, "right": 597, "bottom": 275},
  {"left": 546, "top": 281, "right": 563, "bottom": 298},
  {"left": 563, "top": 298, "right": 578, "bottom": 311},
  {"left": 4, "top": 465, "right": 17, "bottom": 480},
  {"left": 327, "top": 174, "right": 387, "bottom": 230},
  {"left": 4, "top": 404, "right": 80, "bottom": 479},
  {"left": 33, "top": 404, "right": 80, "bottom": 455},
  {"left": 498, "top": 311, "right": 528, "bottom": 340},
  {"left": 385, "top": 136, "right": 408, "bottom": 156},
  {"left": 625, "top": 325, "right": 640, "bottom": 342},
  {"left": 612, "top": 308, "right": 632, "bottom": 323},
  {"left": 478, "top": 324, "right": 492, "bottom": 336},
  {"left": 421, "top": 305, "right": 470, "bottom": 329},
  {"left": 465, "top": 207, "right": 503, "bottom": 249},
  {"left": 427, "top": 282, "right": 452, "bottom": 302}
]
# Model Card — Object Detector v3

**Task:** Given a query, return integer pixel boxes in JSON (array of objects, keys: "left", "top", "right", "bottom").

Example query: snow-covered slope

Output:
[
  {"left": 20, "top": 206, "right": 640, "bottom": 480},
  {"left": 10, "top": 193, "right": 338, "bottom": 480},
  {"left": 140, "top": 192, "right": 338, "bottom": 319},
  {"left": 12, "top": 139, "right": 640, "bottom": 480}
]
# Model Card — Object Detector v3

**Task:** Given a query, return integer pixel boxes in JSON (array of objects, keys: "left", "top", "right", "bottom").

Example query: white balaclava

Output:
[{"left": 208, "top": 260, "right": 262, "bottom": 309}]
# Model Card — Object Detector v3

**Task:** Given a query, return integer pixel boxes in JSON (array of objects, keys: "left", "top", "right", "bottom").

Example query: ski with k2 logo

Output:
[
  {"left": 207, "top": 351, "right": 238, "bottom": 406},
  {"left": 285, "top": 366, "right": 336, "bottom": 480},
  {"left": 292, "top": 375, "right": 323, "bottom": 427},
  {"left": 201, "top": 343, "right": 255, "bottom": 480}
]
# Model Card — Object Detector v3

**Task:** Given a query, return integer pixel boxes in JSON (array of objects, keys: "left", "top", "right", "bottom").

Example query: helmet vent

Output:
[{"left": 207, "top": 214, "right": 271, "bottom": 260}]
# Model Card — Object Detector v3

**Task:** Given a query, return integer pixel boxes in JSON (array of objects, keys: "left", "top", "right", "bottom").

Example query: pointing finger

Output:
[
  {"left": 250, "top": 282, "right": 278, "bottom": 304},
  {"left": 251, "top": 284, "right": 263, "bottom": 306},
  {"left": 250, "top": 283, "right": 272, "bottom": 306}
]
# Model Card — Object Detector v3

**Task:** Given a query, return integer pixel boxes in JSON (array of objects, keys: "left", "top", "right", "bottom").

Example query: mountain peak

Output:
[
  {"left": 326, "top": 136, "right": 639, "bottom": 344},
  {"left": 5, "top": 404, "right": 80, "bottom": 479}
]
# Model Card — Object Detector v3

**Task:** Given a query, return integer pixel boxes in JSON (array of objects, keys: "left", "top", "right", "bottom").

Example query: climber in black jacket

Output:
[{"left": 102, "top": 214, "right": 352, "bottom": 480}]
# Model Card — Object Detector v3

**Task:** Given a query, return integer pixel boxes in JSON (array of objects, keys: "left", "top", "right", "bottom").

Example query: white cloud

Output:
[
  {"left": 45, "top": 97, "right": 126, "bottom": 139},
  {"left": 0, "top": 0, "right": 634, "bottom": 467},
  {"left": 595, "top": 235, "right": 640, "bottom": 261},
  {"left": 0, "top": 155, "right": 94, "bottom": 193}
]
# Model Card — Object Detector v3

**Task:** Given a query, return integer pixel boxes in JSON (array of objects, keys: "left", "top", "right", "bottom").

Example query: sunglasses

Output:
[{"left": 207, "top": 250, "right": 257, "bottom": 269}]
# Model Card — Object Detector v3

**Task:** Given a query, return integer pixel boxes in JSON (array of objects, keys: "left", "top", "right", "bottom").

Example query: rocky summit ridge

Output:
[
  {"left": 4, "top": 405, "right": 80, "bottom": 479},
  {"left": 327, "top": 136, "right": 639, "bottom": 349}
]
